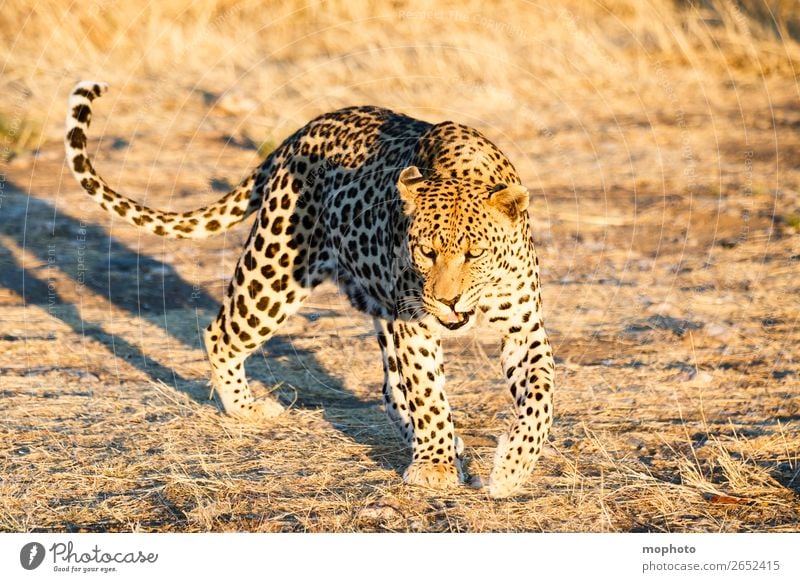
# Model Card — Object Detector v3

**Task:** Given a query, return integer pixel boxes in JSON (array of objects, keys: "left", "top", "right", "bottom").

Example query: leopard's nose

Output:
[{"left": 437, "top": 294, "right": 461, "bottom": 309}]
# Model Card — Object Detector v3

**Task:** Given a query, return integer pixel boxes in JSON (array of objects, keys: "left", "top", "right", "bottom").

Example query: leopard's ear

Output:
[
  {"left": 486, "top": 183, "right": 529, "bottom": 221},
  {"left": 397, "top": 166, "right": 424, "bottom": 215}
]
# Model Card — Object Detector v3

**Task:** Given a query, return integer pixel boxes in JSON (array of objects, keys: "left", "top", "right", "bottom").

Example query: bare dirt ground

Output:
[
  {"left": 1, "top": 1, "right": 799, "bottom": 532},
  {"left": 2, "top": 83, "right": 798, "bottom": 532}
]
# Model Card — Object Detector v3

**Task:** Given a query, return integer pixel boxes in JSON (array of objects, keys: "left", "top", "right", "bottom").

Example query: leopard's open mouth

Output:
[{"left": 437, "top": 310, "right": 474, "bottom": 331}]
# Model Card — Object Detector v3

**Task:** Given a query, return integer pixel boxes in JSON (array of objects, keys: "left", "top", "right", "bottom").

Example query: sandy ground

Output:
[{"left": 1, "top": 74, "right": 799, "bottom": 532}]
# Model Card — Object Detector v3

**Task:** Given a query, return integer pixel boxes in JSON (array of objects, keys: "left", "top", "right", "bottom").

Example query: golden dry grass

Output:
[{"left": 0, "top": 0, "right": 798, "bottom": 531}]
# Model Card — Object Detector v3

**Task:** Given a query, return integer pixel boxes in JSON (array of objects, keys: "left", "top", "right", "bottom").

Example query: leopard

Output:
[{"left": 65, "top": 81, "right": 555, "bottom": 498}]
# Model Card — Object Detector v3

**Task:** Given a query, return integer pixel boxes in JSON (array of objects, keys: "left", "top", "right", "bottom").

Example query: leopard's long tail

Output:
[{"left": 65, "top": 81, "right": 263, "bottom": 239}]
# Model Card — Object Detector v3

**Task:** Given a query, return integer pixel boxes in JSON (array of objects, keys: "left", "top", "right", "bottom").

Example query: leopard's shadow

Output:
[{"left": 0, "top": 183, "right": 404, "bottom": 475}]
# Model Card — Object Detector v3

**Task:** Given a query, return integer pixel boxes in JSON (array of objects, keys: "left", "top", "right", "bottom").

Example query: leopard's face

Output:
[
  {"left": 408, "top": 228, "right": 493, "bottom": 332},
  {"left": 397, "top": 167, "right": 530, "bottom": 332}
]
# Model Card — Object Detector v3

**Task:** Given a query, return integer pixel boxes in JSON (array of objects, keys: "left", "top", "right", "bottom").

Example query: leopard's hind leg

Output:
[{"left": 204, "top": 183, "right": 327, "bottom": 419}]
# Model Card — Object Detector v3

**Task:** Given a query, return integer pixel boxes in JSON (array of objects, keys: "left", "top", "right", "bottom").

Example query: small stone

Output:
[
  {"left": 705, "top": 323, "right": 732, "bottom": 339},
  {"left": 646, "top": 302, "right": 678, "bottom": 317},
  {"left": 469, "top": 475, "right": 488, "bottom": 489},
  {"left": 358, "top": 502, "right": 403, "bottom": 522},
  {"left": 213, "top": 91, "right": 259, "bottom": 116},
  {"left": 690, "top": 371, "right": 713, "bottom": 384}
]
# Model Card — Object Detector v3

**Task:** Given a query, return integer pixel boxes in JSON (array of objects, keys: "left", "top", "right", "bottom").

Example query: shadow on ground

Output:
[{"left": 0, "top": 182, "right": 403, "bottom": 473}]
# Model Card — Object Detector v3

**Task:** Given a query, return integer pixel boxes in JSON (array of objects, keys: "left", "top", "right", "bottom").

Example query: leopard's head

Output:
[{"left": 397, "top": 166, "right": 530, "bottom": 332}]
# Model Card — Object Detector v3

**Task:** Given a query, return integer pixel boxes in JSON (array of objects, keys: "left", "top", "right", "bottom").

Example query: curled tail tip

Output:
[{"left": 69, "top": 81, "right": 108, "bottom": 104}]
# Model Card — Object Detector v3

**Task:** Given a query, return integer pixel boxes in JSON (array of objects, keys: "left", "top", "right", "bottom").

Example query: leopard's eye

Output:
[
  {"left": 465, "top": 248, "right": 486, "bottom": 260},
  {"left": 418, "top": 245, "right": 436, "bottom": 260}
]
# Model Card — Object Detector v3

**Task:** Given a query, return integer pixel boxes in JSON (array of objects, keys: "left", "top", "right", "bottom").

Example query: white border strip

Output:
[{"left": 2, "top": 533, "right": 798, "bottom": 581}]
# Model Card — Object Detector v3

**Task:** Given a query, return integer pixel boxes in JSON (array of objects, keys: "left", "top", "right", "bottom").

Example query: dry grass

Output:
[{"left": 0, "top": 0, "right": 798, "bottom": 531}]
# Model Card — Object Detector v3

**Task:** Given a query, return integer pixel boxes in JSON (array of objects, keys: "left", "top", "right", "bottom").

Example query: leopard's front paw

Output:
[
  {"left": 487, "top": 433, "right": 529, "bottom": 498},
  {"left": 229, "top": 398, "right": 285, "bottom": 421},
  {"left": 403, "top": 461, "right": 460, "bottom": 490},
  {"left": 251, "top": 399, "right": 285, "bottom": 418}
]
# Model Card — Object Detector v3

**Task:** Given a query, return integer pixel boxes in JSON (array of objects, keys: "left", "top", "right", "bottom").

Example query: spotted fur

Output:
[{"left": 65, "top": 81, "right": 555, "bottom": 498}]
